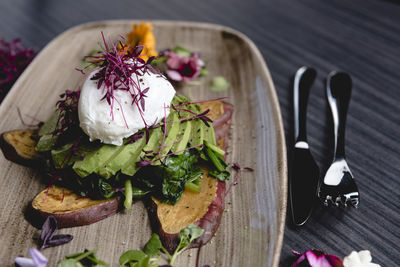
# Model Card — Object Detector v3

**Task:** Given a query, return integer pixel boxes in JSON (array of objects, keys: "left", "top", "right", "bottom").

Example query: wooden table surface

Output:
[{"left": 0, "top": 0, "right": 399, "bottom": 266}]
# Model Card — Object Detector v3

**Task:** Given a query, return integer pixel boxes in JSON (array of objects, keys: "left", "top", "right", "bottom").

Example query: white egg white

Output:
[{"left": 78, "top": 71, "right": 176, "bottom": 146}]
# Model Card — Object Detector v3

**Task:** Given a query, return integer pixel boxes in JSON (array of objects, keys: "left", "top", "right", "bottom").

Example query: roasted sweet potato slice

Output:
[
  {"left": 32, "top": 186, "right": 120, "bottom": 228},
  {"left": 0, "top": 129, "right": 42, "bottom": 167},
  {"left": 147, "top": 100, "right": 232, "bottom": 253}
]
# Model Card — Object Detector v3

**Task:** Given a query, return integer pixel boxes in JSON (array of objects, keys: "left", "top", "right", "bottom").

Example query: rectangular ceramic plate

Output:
[{"left": 0, "top": 20, "right": 287, "bottom": 267}]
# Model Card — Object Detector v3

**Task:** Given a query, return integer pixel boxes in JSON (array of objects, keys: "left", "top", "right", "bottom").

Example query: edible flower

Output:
[
  {"left": 343, "top": 251, "right": 381, "bottom": 267},
  {"left": 292, "top": 250, "right": 344, "bottom": 267},
  {"left": 14, "top": 248, "right": 48, "bottom": 267},
  {"left": 163, "top": 49, "right": 205, "bottom": 82},
  {"left": 39, "top": 216, "right": 73, "bottom": 250},
  {"left": 0, "top": 39, "right": 35, "bottom": 103},
  {"left": 124, "top": 22, "right": 157, "bottom": 61}
]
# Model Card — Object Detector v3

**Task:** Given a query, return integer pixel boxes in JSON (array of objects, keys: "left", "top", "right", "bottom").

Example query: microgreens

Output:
[
  {"left": 224, "top": 162, "right": 254, "bottom": 197},
  {"left": 119, "top": 225, "right": 204, "bottom": 267},
  {"left": 58, "top": 248, "right": 108, "bottom": 267},
  {"left": 171, "top": 105, "right": 213, "bottom": 127},
  {"left": 0, "top": 39, "right": 35, "bottom": 103},
  {"left": 53, "top": 90, "right": 81, "bottom": 138}
]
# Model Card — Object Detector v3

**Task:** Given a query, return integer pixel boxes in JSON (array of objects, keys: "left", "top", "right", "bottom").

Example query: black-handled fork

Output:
[{"left": 318, "top": 71, "right": 360, "bottom": 207}]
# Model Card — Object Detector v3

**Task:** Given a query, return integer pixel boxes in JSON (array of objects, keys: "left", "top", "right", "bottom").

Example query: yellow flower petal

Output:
[{"left": 124, "top": 22, "right": 157, "bottom": 61}]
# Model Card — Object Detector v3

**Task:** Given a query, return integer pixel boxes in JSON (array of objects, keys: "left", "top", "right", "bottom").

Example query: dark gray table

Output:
[{"left": 1, "top": 0, "right": 399, "bottom": 266}]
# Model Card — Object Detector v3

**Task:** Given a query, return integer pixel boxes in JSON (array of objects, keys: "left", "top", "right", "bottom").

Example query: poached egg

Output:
[{"left": 78, "top": 71, "right": 176, "bottom": 146}]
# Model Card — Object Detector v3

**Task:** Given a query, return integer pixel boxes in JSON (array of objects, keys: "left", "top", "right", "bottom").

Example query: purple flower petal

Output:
[
  {"left": 305, "top": 250, "right": 334, "bottom": 267},
  {"left": 165, "top": 52, "right": 182, "bottom": 69},
  {"left": 40, "top": 216, "right": 57, "bottom": 249},
  {"left": 43, "top": 234, "right": 74, "bottom": 249},
  {"left": 30, "top": 248, "right": 48, "bottom": 267},
  {"left": 14, "top": 257, "right": 35, "bottom": 267},
  {"left": 166, "top": 70, "right": 183, "bottom": 81}
]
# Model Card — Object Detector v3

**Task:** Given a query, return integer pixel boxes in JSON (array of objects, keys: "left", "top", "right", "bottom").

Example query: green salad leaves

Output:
[{"left": 119, "top": 224, "right": 204, "bottom": 267}]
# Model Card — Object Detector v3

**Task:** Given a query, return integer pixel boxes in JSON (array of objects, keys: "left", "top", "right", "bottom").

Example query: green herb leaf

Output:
[
  {"left": 60, "top": 248, "right": 108, "bottom": 267},
  {"left": 169, "top": 224, "right": 204, "bottom": 265},
  {"left": 171, "top": 46, "right": 192, "bottom": 57},
  {"left": 200, "top": 67, "right": 208, "bottom": 77},
  {"left": 143, "top": 233, "right": 163, "bottom": 257},
  {"left": 57, "top": 259, "right": 84, "bottom": 267},
  {"left": 209, "top": 169, "right": 230, "bottom": 181},
  {"left": 135, "top": 149, "right": 202, "bottom": 204},
  {"left": 36, "top": 134, "right": 58, "bottom": 152},
  {"left": 119, "top": 250, "right": 146, "bottom": 265},
  {"left": 210, "top": 76, "right": 230, "bottom": 92},
  {"left": 178, "top": 224, "right": 204, "bottom": 247},
  {"left": 151, "top": 56, "right": 168, "bottom": 66},
  {"left": 38, "top": 109, "right": 61, "bottom": 136}
]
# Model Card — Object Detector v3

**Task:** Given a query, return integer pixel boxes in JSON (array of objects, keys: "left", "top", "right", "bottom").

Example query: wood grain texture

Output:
[
  {"left": 0, "top": 21, "right": 287, "bottom": 266},
  {"left": 0, "top": 0, "right": 399, "bottom": 266}
]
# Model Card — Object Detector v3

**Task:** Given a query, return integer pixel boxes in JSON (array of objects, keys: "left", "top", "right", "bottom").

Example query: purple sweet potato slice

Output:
[
  {"left": 212, "top": 102, "right": 233, "bottom": 128},
  {"left": 0, "top": 129, "right": 42, "bottom": 167},
  {"left": 32, "top": 185, "right": 120, "bottom": 228},
  {"left": 147, "top": 100, "right": 232, "bottom": 253}
]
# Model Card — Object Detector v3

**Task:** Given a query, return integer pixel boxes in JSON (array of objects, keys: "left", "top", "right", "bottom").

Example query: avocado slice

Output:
[
  {"left": 189, "top": 119, "right": 204, "bottom": 150},
  {"left": 122, "top": 127, "right": 163, "bottom": 176},
  {"left": 170, "top": 120, "right": 192, "bottom": 155},
  {"left": 72, "top": 143, "right": 121, "bottom": 178},
  {"left": 51, "top": 142, "right": 97, "bottom": 169},
  {"left": 152, "top": 111, "right": 180, "bottom": 166},
  {"left": 203, "top": 123, "right": 216, "bottom": 146},
  {"left": 96, "top": 134, "right": 147, "bottom": 178}
]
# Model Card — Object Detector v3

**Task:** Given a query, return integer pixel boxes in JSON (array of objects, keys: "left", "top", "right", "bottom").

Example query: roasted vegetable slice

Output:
[
  {"left": 32, "top": 186, "right": 120, "bottom": 228},
  {"left": 146, "top": 100, "right": 232, "bottom": 253},
  {"left": 0, "top": 129, "right": 42, "bottom": 167}
]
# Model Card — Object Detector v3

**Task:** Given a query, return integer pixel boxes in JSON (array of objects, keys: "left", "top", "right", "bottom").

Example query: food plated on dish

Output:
[{"left": 0, "top": 21, "right": 287, "bottom": 267}]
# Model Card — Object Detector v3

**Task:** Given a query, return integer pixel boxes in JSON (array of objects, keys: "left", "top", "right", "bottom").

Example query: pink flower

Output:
[
  {"left": 164, "top": 51, "right": 204, "bottom": 82},
  {"left": 292, "top": 250, "right": 344, "bottom": 267}
]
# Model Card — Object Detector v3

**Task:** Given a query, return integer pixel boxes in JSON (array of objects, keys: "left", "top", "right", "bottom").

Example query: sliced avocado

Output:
[
  {"left": 172, "top": 94, "right": 190, "bottom": 106},
  {"left": 122, "top": 127, "right": 163, "bottom": 176},
  {"left": 51, "top": 142, "right": 98, "bottom": 169},
  {"left": 152, "top": 111, "right": 180, "bottom": 166},
  {"left": 203, "top": 123, "right": 217, "bottom": 146},
  {"left": 73, "top": 143, "right": 121, "bottom": 178},
  {"left": 170, "top": 120, "right": 192, "bottom": 155},
  {"left": 98, "top": 134, "right": 147, "bottom": 179},
  {"left": 189, "top": 119, "right": 204, "bottom": 150}
]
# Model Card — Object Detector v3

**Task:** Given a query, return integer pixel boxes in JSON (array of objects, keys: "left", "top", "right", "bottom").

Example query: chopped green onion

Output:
[
  {"left": 205, "top": 147, "right": 225, "bottom": 172},
  {"left": 124, "top": 179, "right": 133, "bottom": 210},
  {"left": 204, "top": 140, "right": 225, "bottom": 158},
  {"left": 185, "top": 182, "right": 200, "bottom": 193}
]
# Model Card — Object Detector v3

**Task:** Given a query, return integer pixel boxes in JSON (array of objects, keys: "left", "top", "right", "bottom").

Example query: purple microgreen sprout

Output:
[
  {"left": 40, "top": 216, "right": 73, "bottom": 250},
  {"left": 224, "top": 162, "right": 254, "bottom": 197},
  {"left": 17, "top": 107, "right": 42, "bottom": 128}
]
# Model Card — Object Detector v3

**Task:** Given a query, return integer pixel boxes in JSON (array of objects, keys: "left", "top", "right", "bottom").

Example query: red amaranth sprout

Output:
[
  {"left": 53, "top": 90, "right": 80, "bottom": 137},
  {"left": 0, "top": 39, "right": 35, "bottom": 103}
]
